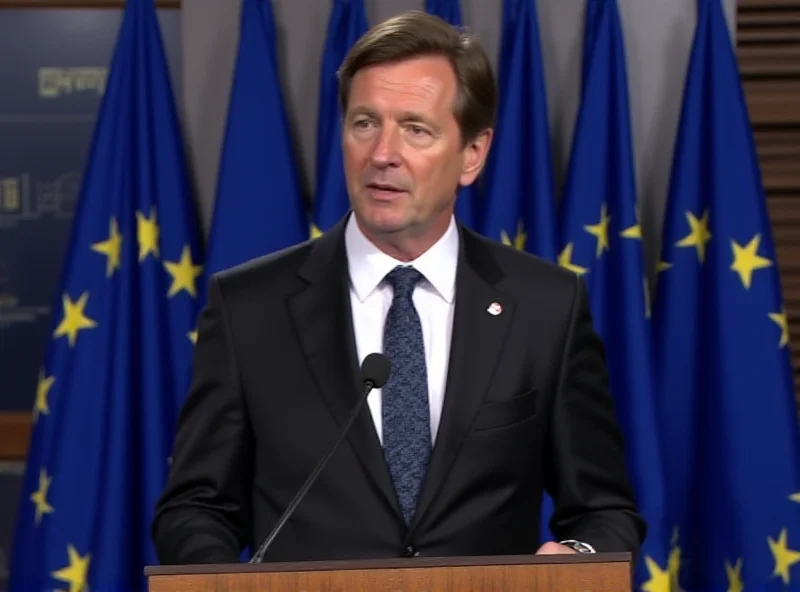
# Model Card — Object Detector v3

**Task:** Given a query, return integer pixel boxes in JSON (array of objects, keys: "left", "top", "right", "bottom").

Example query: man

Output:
[{"left": 152, "top": 10, "right": 645, "bottom": 564}]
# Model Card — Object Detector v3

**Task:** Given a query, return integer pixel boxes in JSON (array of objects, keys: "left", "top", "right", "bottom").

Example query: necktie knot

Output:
[{"left": 385, "top": 266, "right": 424, "bottom": 301}]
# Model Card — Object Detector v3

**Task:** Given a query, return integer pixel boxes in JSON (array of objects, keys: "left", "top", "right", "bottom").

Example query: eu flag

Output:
[
  {"left": 204, "top": 0, "right": 308, "bottom": 278},
  {"left": 481, "top": 0, "right": 556, "bottom": 261},
  {"left": 557, "top": 0, "right": 670, "bottom": 587},
  {"left": 424, "top": 0, "right": 477, "bottom": 228},
  {"left": 7, "top": 0, "right": 203, "bottom": 589},
  {"left": 312, "top": 0, "right": 368, "bottom": 236},
  {"left": 653, "top": 0, "right": 800, "bottom": 589}
]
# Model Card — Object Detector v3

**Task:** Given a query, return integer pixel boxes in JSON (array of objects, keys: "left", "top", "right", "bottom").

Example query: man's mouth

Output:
[{"left": 367, "top": 182, "right": 405, "bottom": 192}]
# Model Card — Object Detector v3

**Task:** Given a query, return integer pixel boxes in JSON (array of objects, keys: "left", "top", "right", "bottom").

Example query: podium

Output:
[{"left": 145, "top": 553, "right": 631, "bottom": 591}]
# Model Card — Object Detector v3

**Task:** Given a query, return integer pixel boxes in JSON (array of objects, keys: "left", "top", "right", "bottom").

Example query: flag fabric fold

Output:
[
  {"left": 480, "top": 0, "right": 557, "bottom": 544},
  {"left": 480, "top": 0, "right": 557, "bottom": 261},
  {"left": 204, "top": 0, "right": 308, "bottom": 279},
  {"left": 312, "top": 0, "right": 368, "bottom": 236},
  {"left": 424, "top": 0, "right": 478, "bottom": 228},
  {"left": 8, "top": 0, "right": 203, "bottom": 589},
  {"left": 653, "top": 0, "right": 800, "bottom": 589},
  {"left": 557, "top": 0, "right": 671, "bottom": 587}
]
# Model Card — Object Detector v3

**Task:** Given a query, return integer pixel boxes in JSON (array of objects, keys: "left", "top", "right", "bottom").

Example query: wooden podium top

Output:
[
  {"left": 145, "top": 553, "right": 632, "bottom": 591},
  {"left": 145, "top": 551, "right": 631, "bottom": 575}
]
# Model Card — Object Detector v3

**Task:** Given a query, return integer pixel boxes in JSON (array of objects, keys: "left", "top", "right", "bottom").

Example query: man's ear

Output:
[{"left": 460, "top": 128, "right": 494, "bottom": 186}]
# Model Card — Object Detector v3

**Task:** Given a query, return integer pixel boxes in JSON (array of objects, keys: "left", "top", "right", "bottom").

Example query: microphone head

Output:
[{"left": 361, "top": 353, "right": 391, "bottom": 388}]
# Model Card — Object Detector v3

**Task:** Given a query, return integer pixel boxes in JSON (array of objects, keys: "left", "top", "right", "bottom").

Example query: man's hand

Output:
[{"left": 535, "top": 542, "right": 578, "bottom": 555}]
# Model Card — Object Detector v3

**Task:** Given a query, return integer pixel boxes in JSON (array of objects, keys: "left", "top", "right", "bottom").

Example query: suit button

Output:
[{"left": 404, "top": 545, "right": 417, "bottom": 557}]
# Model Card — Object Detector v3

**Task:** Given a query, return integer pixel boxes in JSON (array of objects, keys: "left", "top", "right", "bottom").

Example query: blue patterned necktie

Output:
[{"left": 382, "top": 265, "right": 431, "bottom": 525}]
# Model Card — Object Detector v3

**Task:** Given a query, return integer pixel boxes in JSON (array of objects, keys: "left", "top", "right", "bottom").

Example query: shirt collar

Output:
[{"left": 345, "top": 213, "right": 459, "bottom": 304}]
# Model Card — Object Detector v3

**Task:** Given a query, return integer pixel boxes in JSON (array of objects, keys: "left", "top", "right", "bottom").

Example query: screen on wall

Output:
[{"left": 0, "top": 8, "right": 182, "bottom": 414}]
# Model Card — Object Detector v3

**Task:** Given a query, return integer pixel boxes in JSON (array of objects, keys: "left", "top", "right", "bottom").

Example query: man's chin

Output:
[
  {"left": 353, "top": 207, "right": 410, "bottom": 233},
  {"left": 359, "top": 217, "right": 410, "bottom": 236}
]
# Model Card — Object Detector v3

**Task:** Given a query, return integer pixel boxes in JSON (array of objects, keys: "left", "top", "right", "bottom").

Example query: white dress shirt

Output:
[{"left": 345, "top": 214, "right": 458, "bottom": 445}]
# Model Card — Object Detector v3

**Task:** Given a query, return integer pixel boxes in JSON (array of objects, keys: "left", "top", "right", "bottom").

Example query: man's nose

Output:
[{"left": 369, "top": 125, "right": 402, "bottom": 168}]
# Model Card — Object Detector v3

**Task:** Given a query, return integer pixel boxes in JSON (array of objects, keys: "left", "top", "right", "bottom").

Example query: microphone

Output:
[{"left": 249, "top": 352, "right": 391, "bottom": 563}]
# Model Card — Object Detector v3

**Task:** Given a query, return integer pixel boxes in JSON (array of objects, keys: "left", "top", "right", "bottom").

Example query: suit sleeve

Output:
[
  {"left": 545, "top": 276, "right": 647, "bottom": 560},
  {"left": 151, "top": 275, "right": 253, "bottom": 564}
]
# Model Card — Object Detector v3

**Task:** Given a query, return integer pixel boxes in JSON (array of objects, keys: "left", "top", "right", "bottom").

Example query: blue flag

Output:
[
  {"left": 558, "top": 0, "right": 670, "bottom": 587},
  {"left": 205, "top": 0, "right": 308, "bottom": 278},
  {"left": 312, "top": 0, "right": 368, "bottom": 236},
  {"left": 653, "top": 0, "right": 800, "bottom": 589},
  {"left": 7, "top": 1, "right": 203, "bottom": 590},
  {"left": 481, "top": 0, "right": 556, "bottom": 261},
  {"left": 424, "top": 0, "right": 477, "bottom": 228}
]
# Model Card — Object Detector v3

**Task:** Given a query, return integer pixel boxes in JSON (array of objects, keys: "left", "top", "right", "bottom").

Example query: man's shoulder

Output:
[
  {"left": 464, "top": 228, "right": 579, "bottom": 295},
  {"left": 210, "top": 238, "right": 317, "bottom": 299}
]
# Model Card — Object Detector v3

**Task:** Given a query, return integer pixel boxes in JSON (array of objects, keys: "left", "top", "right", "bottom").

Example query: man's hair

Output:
[{"left": 337, "top": 10, "right": 497, "bottom": 147}]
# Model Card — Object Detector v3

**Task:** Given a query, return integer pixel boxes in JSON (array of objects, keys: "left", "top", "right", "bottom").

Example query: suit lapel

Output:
[
  {"left": 287, "top": 218, "right": 402, "bottom": 520},
  {"left": 410, "top": 226, "right": 515, "bottom": 533}
]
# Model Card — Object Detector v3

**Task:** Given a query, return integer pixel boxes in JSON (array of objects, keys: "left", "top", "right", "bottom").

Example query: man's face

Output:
[{"left": 342, "top": 54, "right": 489, "bottom": 240}]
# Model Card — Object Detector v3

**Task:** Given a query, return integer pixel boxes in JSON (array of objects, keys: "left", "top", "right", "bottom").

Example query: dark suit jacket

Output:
[{"left": 152, "top": 215, "right": 646, "bottom": 565}]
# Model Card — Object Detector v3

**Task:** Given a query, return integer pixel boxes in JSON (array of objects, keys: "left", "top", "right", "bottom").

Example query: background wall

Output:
[
  {"left": 737, "top": 2, "right": 800, "bottom": 395},
  {"left": 182, "top": 0, "right": 737, "bottom": 274}
]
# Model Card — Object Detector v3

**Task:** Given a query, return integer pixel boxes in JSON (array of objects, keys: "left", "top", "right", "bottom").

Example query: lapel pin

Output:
[{"left": 487, "top": 302, "right": 503, "bottom": 316}]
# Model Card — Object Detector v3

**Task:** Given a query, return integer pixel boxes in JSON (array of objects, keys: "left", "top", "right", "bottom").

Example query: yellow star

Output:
[
  {"left": 676, "top": 209, "right": 712, "bottom": 263},
  {"left": 769, "top": 528, "right": 800, "bottom": 584},
  {"left": 310, "top": 224, "right": 323, "bottom": 239},
  {"left": 769, "top": 309, "right": 789, "bottom": 348},
  {"left": 657, "top": 260, "right": 673, "bottom": 273},
  {"left": 621, "top": 221, "right": 641, "bottom": 239},
  {"left": 731, "top": 234, "right": 773, "bottom": 289},
  {"left": 726, "top": 557, "right": 743, "bottom": 592},
  {"left": 558, "top": 243, "right": 588, "bottom": 276},
  {"left": 90, "top": 217, "right": 122, "bottom": 277},
  {"left": 584, "top": 203, "right": 611, "bottom": 258},
  {"left": 669, "top": 527, "right": 683, "bottom": 592},
  {"left": 30, "top": 468, "right": 54, "bottom": 526},
  {"left": 500, "top": 220, "right": 527, "bottom": 251},
  {"left": 53, "top": 292, "right": 97, "bottom": 348},
  {"left": 790, "top": 492, "right": 800, "bottom": 504},
  {"left": 187, "top": 329, "right": 198, "bottom": 344},
  {"left": 51, "top": 545, "right": 91, "bottom": 592},
  {"left": 621, "top": 205, "right": 643, "bottom": 240},
  {"left": 33, "top": 370, "right": 54, "bottom": 423},
  {"left": 641, "top": 555, "right": 671, "bottom": 592},
  {"left": 163, "top": 245, "right": 203, "bottom": 298},
  {"left": 137, "top": 207, "right": 160, "bottom": 261}
]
